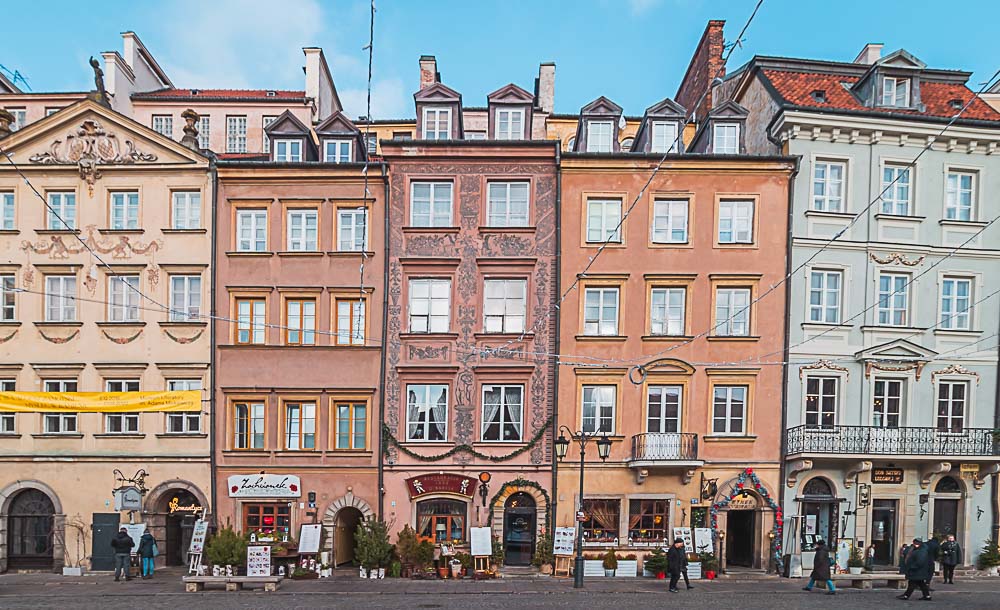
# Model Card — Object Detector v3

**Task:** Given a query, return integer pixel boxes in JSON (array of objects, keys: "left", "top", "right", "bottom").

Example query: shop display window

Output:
[
  {"left": 416, "top": 498, "right": 466, "bottom": 544},
  {"left": 581, "top": 498, "right": 620, "bottom": 543},
  {"left": 627, "top": 499, "right": 671, "bottom": 543},
  {"left": 243, "top": 503, "right": 291, "bottom": 537}
]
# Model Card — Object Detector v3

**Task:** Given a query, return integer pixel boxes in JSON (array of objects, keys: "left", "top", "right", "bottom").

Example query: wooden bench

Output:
[
  {"left": 832, "top": 573, "right": 906, "bottom": 590},
  {"left": 183, "top": 576, "right": 283, "bottom": 592}
]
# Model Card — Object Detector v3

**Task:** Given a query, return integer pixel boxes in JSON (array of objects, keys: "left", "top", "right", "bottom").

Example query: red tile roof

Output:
[
  {"left": 761, "top": 69, "right": 1000, "bottom": 122},
  {"left": 135, "top": 88, "right": 305, "bottom": 100},
  {"left": 216, "top": 152, "right": 270, "bottom": 160}
]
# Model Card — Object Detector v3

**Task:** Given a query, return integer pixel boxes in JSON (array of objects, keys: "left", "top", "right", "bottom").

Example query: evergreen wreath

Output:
[
  {"left": 382, "top": 414, "right": 553, "bottom": 462},
  {"left": 709, "top": 467, "right": 784, "bottom": 572},
  {"left": 488, "top": 477, "right": 552, "bottom": 530}
]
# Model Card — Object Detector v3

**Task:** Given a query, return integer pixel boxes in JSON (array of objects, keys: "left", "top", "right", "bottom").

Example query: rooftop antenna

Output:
[{"left": 0, "top": 64, "right": 31, "bottom": 91}]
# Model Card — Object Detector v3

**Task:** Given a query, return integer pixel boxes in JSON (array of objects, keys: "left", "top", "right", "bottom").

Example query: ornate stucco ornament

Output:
[
  {"left": 930, "top": 363, "right": 980, "bottom": 384},
  {"left": 798, "top": 359, "right": 850, "bottom": 379},
  {"left": 20, "top": 225, "right": 161, "bottom": 260},
  {"left": 864, "top": 360, "right": 926, "bottom": 380},
  {"left": 869, "top": 252, "right": 925, "bottom": 267},
  {"left": 28, "top": 119, "right": 158, "bottom": 195}
]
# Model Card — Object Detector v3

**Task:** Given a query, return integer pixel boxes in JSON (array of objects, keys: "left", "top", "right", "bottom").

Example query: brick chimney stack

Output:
[
  {"left": 419, "top": 55, "right": 439, "bottom": 90},
  {"left": 536, "top": 63, "right": 555, "bottom": 114},
  {"left": 676, "top": 20, "right": 726, "bottom": 124}
]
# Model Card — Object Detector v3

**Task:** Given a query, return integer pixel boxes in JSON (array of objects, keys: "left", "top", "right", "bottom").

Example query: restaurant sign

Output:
[
  {"left": 228, "top": 474, "right": 301, "bottom": 498},
  {"left": 405, "top": 474, "right": 478, "bottom": 499},
  {"left": 872, "top": 468, "right": 904, "bottom": 484}
]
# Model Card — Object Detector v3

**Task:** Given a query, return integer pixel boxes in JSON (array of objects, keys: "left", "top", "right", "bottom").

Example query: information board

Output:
[
  {"left": 470, "top": 527, "right": 492, "bottom": 557},
  {"left": 247, "top": 545, "right": 272, "bottom": 577},
  {"left": 298, "top": 524, "right": 323, "bottom": 554},
  {"left": 694, "top": 528, "right": 714, "bottom": 553},
  {"left": 123, "top": 523, "right": 146, "bottom": 554},
  {"left": 673, "top": 527, "right": 694, "bottom": 553},
  {"left": 553, "top": 526, "right": 576, "bottom": 556},
  {"left": 188, "top": 519, "right": 208, "bottom": 554}
]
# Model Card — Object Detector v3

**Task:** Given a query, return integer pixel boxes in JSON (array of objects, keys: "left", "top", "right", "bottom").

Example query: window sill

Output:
[
  {"left": 0, "top": 433, "right": 21, "bottom": 439},
  {"left": 33, "top": 321, "right": 83, "bottom": 328},
  {"left": 706, "top": 335, "right": 760, "bottom": 342},
  {"left": 800, "top": 322, "right": 852, "bottom": 330},
  {"left": 804, "top": 210, "right": 856, "bottom": 219},
  {"left": 477, "top": 226, "right": 536, "bottom": 234},
  {"left": 276, "top": 251, "right": 324, "bottom": 257},
  {"left": 35, "top": 229, "right": 81, "bottom": 235},
  {"left": 648, "top": 242, "right": 693, "bottom": 249},
  {"left": 702, "top": 435, "right": 757, "bottom": 442},
  {"left": 0, "top": 229, "right": 20, "bottom": 235},
  {"left": 399, "top": 441, "right": 454, "bottom": 447},
  {"left": 226, "top": 251, "right": 275, "bottom": 257},
  {"left": 98, "top": 228, "right": 145, "bottom": 235},
  {"left": 859, "top": 325, "right": 928, "bottom": 332},
  {"left": 326, "top": 250, "right": 376, "bottom": 258},
  {"left": 473, "top": 332, "right": 535, "bottom": 341},
  {"left": 95, "top": 321, "right": 147, "bottom": 328},
  {"left": 31, "top": 433, "right": 84, "bottom": 439},
  {"left": 155, "top": 433, "right": 208, "bottom": 439},
  {"left": 641, "top": 334, "right": 693, "bottom": 342},
  {"left": 582, "top": 241, "right": 624, "bottom": 248},
  {"left": 939, "top": 219, "right": 989, "bottom": 228},
  {"left": 933, "top": 328, "right": 981, "bottom": 337},
  {"left": 0, "top": 321, "right": 22, "bottom": 327},
  {"left": 574, "top": 334, "right": 627, "bottom": 342},
  {"left": 328, "top": 449, "right": 374, "bottom": 456},
  {"left": 158, "top": 321, "right": 209, "bottom": 328},
  {"left": 94, "top": 433, "right": 146, "bottom": 439},
  {"left": 161, "top": 228, "right": 207, "bottom": 234},
  {"left": 873, "top": 213, "right": 924, "bottom": 222},
  {"left": 222, "top": 449, "right": 271, "bottom": 455},
  {"left": 399, "top": 332, "right": 459, "bottom": 340},
  {"left": 570, "top": 434, "right": 625, "bottom": 442},
  {"left": 713, "top": 242, "right": 758, "bottom": 249},
  {"left": 402, "top": 227, "right": 460, "bottom": 234},
  {"left": 476, "top": 441, "right": 528, "bottom": 447}
]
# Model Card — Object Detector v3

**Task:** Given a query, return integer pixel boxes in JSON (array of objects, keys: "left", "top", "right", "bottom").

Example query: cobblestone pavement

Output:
[{"left": 0, "top": 570, "right": 997, "bottom": 609}]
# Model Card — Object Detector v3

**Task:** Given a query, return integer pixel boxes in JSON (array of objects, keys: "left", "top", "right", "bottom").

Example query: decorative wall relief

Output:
[
  {"left": 21, "top": 226, "right": 161, "bottom": 260},
  {"left": 930, "top": 363, "right": 980, "bottom": 384},
  {"left": 0, "top": 328, "right": 18, "bottom": 343},
  {"left": 798, "top": 359, "right": 851, "bottom": 379},
  {"left": 163, "top": 328, "right": 204, "bottom": 344},
  {"left": 407, "top": 344, "right": 449, "bottom": 360},
  {"left": 869, "top": 252, "right": 925, "bottom": 267},
  {"left": 38, "top": 329, "right": 79, "bottom": 344},
  {"left": 101, "top": 328, "right": 143, "bottom": 344},
  {"left": 864, "top": 360, "right": 926, "bottom": 380}
]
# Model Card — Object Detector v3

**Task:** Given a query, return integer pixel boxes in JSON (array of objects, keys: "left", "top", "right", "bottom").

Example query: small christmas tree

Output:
[
  {"left": 205, "top": 524, "right": 248, "bottom": 567},
  {"left": 644, "top": 547, "right": 668, "bottom": 576},
  {"left": 354, "top": 518, "right": 393, "bottom": 571},
  {"left": 978, "top": 538, "right": 1000, "bottom": 570}
]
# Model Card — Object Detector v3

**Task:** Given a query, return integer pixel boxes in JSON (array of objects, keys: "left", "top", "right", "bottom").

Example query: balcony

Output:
[
  {"left": 786, "top": 425, "right": 1000, "bottom": 459},
  {"left": 628, "top": 433, "right": 702, "bottom": 482}
]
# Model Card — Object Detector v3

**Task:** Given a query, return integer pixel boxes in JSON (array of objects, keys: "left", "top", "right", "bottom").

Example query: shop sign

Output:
[
  {"left": 113, "top": 486, "right": 143, "bottom": 511},
  {"left": 960, "top": 463, "right": 980, "bottom": 479},
  {"left": 227, "top": 474, "right": 301, "bottom": 498},
  {"left": 168, "top": 496, "right": 202, "bottom": 513},
  {"left": 727, "top": 495, "right": 757, "bottom": 510},
  {"left": 405, "top": 474, "right": 477, "bottom": 499},
  {"left": 872, "top": 468, "right": 904, "bottom": 484}
]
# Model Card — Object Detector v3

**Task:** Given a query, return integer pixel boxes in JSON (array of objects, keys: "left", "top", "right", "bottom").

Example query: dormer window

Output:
[
  {"left": 651, "top": 121, "right": 679, "bottom": 153},
  {"left": 324, "top": 139, "right": 352, "bottom": 163},
  {"left": 495, "top": 108, "right": 524, "bottom": 140},
  {"left": 713, "top": 123, "right": 739, "bottom": 154},
  {"left": 586, "top": 121, "right": 613, "bottom": 153},
  {"left": 274, "top": 139, "right": 302, "bottom": 162},
  {"left": 422, "top": 107, "right": 452, "bottom": 140},
  {"left": 810, "top": 89, "right": 827, "bottom": 103},
  {"left": 882, "top": 77, "right": 910, "bottom": 107}
]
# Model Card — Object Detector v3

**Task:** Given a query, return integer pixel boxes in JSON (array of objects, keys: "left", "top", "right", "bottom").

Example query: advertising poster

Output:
[{"left": 247, "top": 545, "right": 272, "bottom": 577}]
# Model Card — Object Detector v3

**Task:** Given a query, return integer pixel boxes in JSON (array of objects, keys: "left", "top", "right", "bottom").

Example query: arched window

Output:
[
  {"left": 505, "top": 492, "right": 535, "bottom": 509},
  {"left": 566, "top": 136, "right": 576, "bottom": 151},
  {"left": 620, "top": 137, "right": 634, "bottom": 152},
  {"left": 803, "top": 477, "right": 834, "bottom": 497},
  {"left": 935, "top": 476, "right": 961, "bottom": 493}
]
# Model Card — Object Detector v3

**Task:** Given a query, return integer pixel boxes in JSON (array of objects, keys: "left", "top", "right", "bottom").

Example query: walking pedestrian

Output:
[
  {"left": 925, "top": 536, "right": 940, "bottom": 591},
  {"left": 898, "top": 542, "right": 911, "bottom": 575},
  {"left": 137, "top": 529, "right": 157, "bottom": 579},
  {"left": 666, "top": 537, "right": 688, "bottom": 593},
  {"left": 111, "top": 527, "right": 135, "bottom": 582},
  {"left": 897, "top": 538, "right": 932, "bottom": 601},
  {"left": 940, "top": 535, "right": 961, "bottom": 585},
  {"left": 801, "top": 538, "right": 836, "bottom": 595},
  {"left": 865, "top": 544, "right": 876, "bottom": 571}
]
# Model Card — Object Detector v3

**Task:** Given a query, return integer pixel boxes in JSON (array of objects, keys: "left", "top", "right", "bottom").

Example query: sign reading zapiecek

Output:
[{"left": 228, "top": 474, "right": 301, "bottom": 498}]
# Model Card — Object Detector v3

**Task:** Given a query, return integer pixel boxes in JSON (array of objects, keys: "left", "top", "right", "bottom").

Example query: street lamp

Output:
[{"left": 555, "top": 425, "right": 612, "bottom": 589}]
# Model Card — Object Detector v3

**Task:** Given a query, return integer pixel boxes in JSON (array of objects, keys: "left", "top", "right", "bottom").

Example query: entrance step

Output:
[
  {"left": 499, "top": 566, "right": 544, "bottom": 579},
  {"left": 718, "top": 569, "right": 776, "bottom": 581}
]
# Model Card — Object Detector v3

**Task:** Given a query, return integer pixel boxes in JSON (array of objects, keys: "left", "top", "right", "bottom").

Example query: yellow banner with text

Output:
[{"left": 0, "top": 391, "right": 201, "bottom": 413}]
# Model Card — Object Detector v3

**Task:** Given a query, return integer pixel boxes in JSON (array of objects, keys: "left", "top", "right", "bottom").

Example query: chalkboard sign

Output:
[
  {"left": 298, "top": 524, "right": 322, "bottom": 554},
  {"left": 247, "top": 545, "right": 271, "bottom": 577},
  {"left": 470, "top": 527, "right": 492, "bottom": 557},
  {"left": 553, "top": 526, "right": 576, "bottom": 556}
]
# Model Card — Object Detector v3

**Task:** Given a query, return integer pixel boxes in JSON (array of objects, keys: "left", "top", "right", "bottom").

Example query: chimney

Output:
[
  {"left": 179, "top": 109, "right": 201, "bottom": 151},
  {"left": 536, "top": 63, "right": 555, "bottom": 114},
  {"left": 419, "top": 55, "right": 438, "bottom": 90},
  {"left": 676, "top": 20, "right": 726, "bottom": 125},
  {"left": 853, "top": 43, "right": 884, "bottom": 64},
  {"left": 0, "top": 108, "right": 13, "bottom": 139}
]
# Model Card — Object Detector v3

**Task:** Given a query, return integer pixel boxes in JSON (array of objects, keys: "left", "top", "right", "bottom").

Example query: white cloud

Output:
[
  {"left": 627, "top": 0, "right": 661, "bottom": 15},
  {"left": 339, "top": 77, "right": 410, "bottom": 120}
]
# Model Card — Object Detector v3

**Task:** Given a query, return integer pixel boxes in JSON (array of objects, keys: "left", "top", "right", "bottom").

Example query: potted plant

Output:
[
  {"left": 355, "top": 518, "right": 393, "bottom": 579},
  {"left": 205, "top": 524, "right": 248, "bottom": 575},
  {"left": 455, "top": 552, "right": 473, "bottom": 577},
  {"left": 395, "top": 525, "right": 420, "bottom": 577},
  {"left": 491, "top": 536, "right": 505, "bottom": 570},
  {"left": 978, "top": 538, "right": 1000, "bottom": 576},
  {"left": 583, "top": 553, "right": 604, "bottom": 576},
  {"left": 389, "top": 560, "right": 402, "bottom": 578},
  {"left": 643, "top": 547, "right": 668, "bottom": 579},
  {"left": 847, "top": 545, "right": 865, "bottom": 575},
  {"left": 602, "top": 548, "right": 618, "bottom": 577},
  {"left": 532, "top": 533, "right": 555, "bottom": 575},
  {"left": 698, "top": 551, "right": 719, "bottom": 580}
]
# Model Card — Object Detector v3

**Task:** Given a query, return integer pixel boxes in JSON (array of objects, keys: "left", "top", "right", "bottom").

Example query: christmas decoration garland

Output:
[
  {"left": 488, "top": 477, "right": 552, "bottom": 529},
  {"left": 382, "top": 414, "right": 553, "bottom": 462},
  {"left": 710, "top": 467, "right": 784, "bottom": 572}
]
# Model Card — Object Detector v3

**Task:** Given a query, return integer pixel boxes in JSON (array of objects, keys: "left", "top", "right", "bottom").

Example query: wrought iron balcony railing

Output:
[
  {"left": 786, "top": 425, "right": 1000, "bottom": 457},
  {"left": 630, "top": 432, "right": 699, "bottom": 462}
]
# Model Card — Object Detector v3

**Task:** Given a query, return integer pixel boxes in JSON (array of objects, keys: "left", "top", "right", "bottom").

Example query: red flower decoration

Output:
[
  {"left": 747, "top": 468, "right": 753, "bottom": 474},
  {"left": 289, "top": 484, "right": 298, "bottom": 492},
  {"left": 736, "top": 483, "right": 744, "bottom": 489},
  {"left": 231, "top": 486, "right": 238, "bottom": 493}
]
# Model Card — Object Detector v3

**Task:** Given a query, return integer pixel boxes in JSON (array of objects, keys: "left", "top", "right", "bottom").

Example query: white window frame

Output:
[
  {"left": 717, "top": 200, "right": 754, "bottom": 244},
  {"left": 712, "top": 385, "right": 747, "bottom": 435},
  {"left": 646, "top": 384, "right": 682, "bottom": 433},
  {"left": 650, "top": 121, "right": 679, "bottom": 153},
  {"left": 365, "top": 133, "right": 378, "bottom": 154},
  {"left": 286, "top": 209, "right": 318, "bottom": 251},
  {"left": 804, "top": 376, "right": 838, "bottom": 429},
  {"left": 406, "top": 384, "right": 448, "bottom": 442},
  {"left": 1, "top": 191, "right": 14, "bottom": 230},
  {"left": 936, "top": 380, "right": 968, "bottom": 432},
  {"left": 651, "top": 199, "right": 688, "bottom": 244},
  {"left": 108, "top": 275, "right": 140, "bottom": 322},
  {"left": 171, "top": 191, "right": 201, "bottom": 229},
  {"left": 586, "top": 120, "right": 613, "bottom": 153},
  {"left": 881, "top": 77, "right": 910, "bottom": 107},
  {"left": 586, "top": 199, "right": 622, "bottom": 243},
  {"left": 109, "top": 191, "right": 139, "bottom": 230},
  {"left": 151, "top": 115, "right": 173, "bottom": 138},
  {"left": 43, "top": 379, "right": 77, "bottom": 392},
  {"left": 0, "top": 379, "right": 14, "bottom": 433},
  {"left": 581, "top": 384, "right": 616, "bottom": 434},
  {"left": 324, "top": 139, "right": 353, "bottom": 163},
  {"left": 337, "top": 207, "right": 368, "bottom": 252},
  {"left": 583, "top": 287, "right": 619, "bottom": 336},
  {"left": 6, "top": 108, "right": 26, "bottom": 131},
  {"left": 877, "top": 272, "right": 909, "bottom": 327},
  {"left": 284, "top": 298, "right": 316, "bottom": 346},
  {"left": 487, "top": 182, "right": 530, "bottom": 227},
  {"left": 274, "top": 139, "right": 302, "bottom": 162},
  {"left": 47, "top": 191, "right": 76, "bottom": 230},
  {"left": 1, "top": 274, "right": 15, "bottom": 321},
  {"left": 650, "top": 287, "right": 685, "bottom": 336},
  {"left": 284, "top": 401, "right": 317, "bottom": 450},
  {"left": 945, "top": 170, "right": 976, "bottom": 221},
  {"left": 226, "top": 115, "right": 248, "bottom": 153},
  {"left": 197, "top": 116, "right": 210, "bottom": 149},
  {"left": 408, "top": 278, "right": 451, "bottom": 333},
  {"left": 236, "top": 209, "right": 267, "bottom": 252},
  {"left": 940, "top": 276, "right": 972, "bottom": 331},
  {"left": 880, "top": 164, "right": 912, "bottom": 216},
  {"left": 808, "top": 269, "right": 842, "bottom": 324},
  {"left": 713, "top": 122, "right": 739, "bottom": 154},
  {"left": 262, "top": 115, "right": 279, "bottom": 153},
  {"left": 422, "top": 107, "right": 452, "bottom": 140},
  {"left": 45, "top": 275, "right": 76, "bottom": 322},
  {"left": 812, "top": 160, "right": 846, "bottom": 212},
  {"left": 483, "top": 279, "right": 526, "bottom": 334},
  {"left": 495, "top": 108, "right": 524, "bottom": 141},
  {"left": 104, "top": 379, "right": 140, "bottom": 433},
  {"left": 43, "top": 412, "right": 77, "bottom": 434},
  {"left": 409, "top": 182, "right": 453, "bottom": 227},
  {"left": 714, "top": 287, "right": 751, "bottom": 336},
  {"left": 169, "top": 275, "right": 201, "bottom": 322},
  {"left": 872, "top": 378, "right": 905, "bottom": 428},
  {"left": 481, "top": 384, "right": 523, "bottom": 442}
]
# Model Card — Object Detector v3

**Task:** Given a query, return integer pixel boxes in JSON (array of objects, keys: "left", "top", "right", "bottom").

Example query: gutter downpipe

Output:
[
  {"left": 378, "top": 163, "right": 390, "bottom": 520},
  {"left": 208, "top": 157, "right": 219, "bottom": 525},
  {"left": 551, "top": 142, "right": 562, "bottom": 536}
]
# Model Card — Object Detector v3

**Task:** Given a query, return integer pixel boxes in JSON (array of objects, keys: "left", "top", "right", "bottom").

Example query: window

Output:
[
  {"left": 45, "top": 107, "right": 62, "bottom": 117},
  {"left": 940, "top": 277, "right": 972, "bottom": 330},
  {"left": 628, "top": 499, "right": 670, "bottom": 543},
  {"left": 335, "top": 298, "right": 365, "bottom": 345},
  {"left": 586, "top": 120, "right": 613, "bottom": 152},
  {"left": 406, "top": 384, "right": 448, "bottom": 441},
  {"left": 408, "top": 279, "right": 450, "bottom": 333},
  {"left": 45, "top": 275, "right": 76, "bottom": 322},
  {"left": 713, "top": 122, "right": 739, "bottom": 154},
  {"left": 873, "top": 379, "right": 904, "bottom": 428},
  {"left": 1, "top": 191, "right": 13, "bottom": 229},
  {"left": 365, "top": 134, "right": 377, "bottom": 154},
  {"left": 169, "top": 275, "right": 201, "bottom": 321},
  {"left": 47, "top": 192, "right": 76, "bottom": 230},
  {"left": 274, "top": 139, "right": 302, "bottom": 162},
  {"left": 465, "top": 131, "right": 486, "bottom": 140},
  {"left": 236, "top": 298, "right": 266, "bottom": 344},
  {"left": 243, "top": 503, "right": 290, "bottom": 537},
  {"left": 812, "top": 160, "right": 845, "bottom": 212},
  {"left": 487, "top": 182, "right": 529, "bottom": 227},
  {"left": 226, "top": 116, "right": 247, "bottom": 153},
  {"left": 650, "top": 287, "right": 685, "bottom": 336},
  {"left": 566, "top": 136, "right": 576, "bottom": 150},
  {"left": 877, "top": 273, "right": 909, "bottom": 326},
  {"left": 410, "top": 182, "right": 453, "bottom": 227},
  {"left": 416, "top": 499, "right": 466, "bottom": 543},
  {"left": 714, "top": 288, "right": 751, "bottom": 336},
  {"left": 43, "top": 413, "right": 77, "bottom": 434},
  {"left": 422, "top": 107, "right": 451, "bottom": 140},
  {"left": 44, "top": 379, "right": 77, "bottom": 392},
  {"left": 718, "top": 200, "right": 753, "bottom": 243},
  {"left": 582, "top": 384, "right": 615, "bottom": 434},
  {"left": 286, "top": 209, "right": 318, "bottom": 251},
  {"left": 483, "top": 279, "right": 526, "bottom": 334},
  {"left": 261, "top": 116, "right": 279, "bottom": 153},
  {"left": 945, "top": 171, "right": 975, "bottom": 221},
  {"left": 880, "top": 165, "right": 912, "bottom": 215},
  {"left": 172, "top": 191, "right": 201, "bottom": 229},
  {"left": 712, "top": 385, "right": 747, "bottom": 435},
  {"left": 324, "top": 139, "right": 352, "bottom": 163},
  {"left": 151, "top": 115, "right": 173, "bottom": 137},
  {"left": 651, "top": 121, "right": 679, "bottom": 153},
  {"left": 105, "top": 412, "right": 140, "bottom": 434},
  {"left": 285, "top": 298, "right": 316, "bottom": 345},
  {"left": 166, "top": 380, "right": 202, "bottom": 433},
  {"left": 808, "top": 270, "right": 842, "bottom": 324},
  {"left": 586, "top": 199, "right": 622, "bottom": 243},
  {"left": 651, "top": 199, "right": 687, "bottom": 243},
  {"left": 284, "top": 402, "right": 316, "bottom": 450},
  {"left": 937, "top": 380, "right": 967, "bottom": 433},
  {"left": 337, "top": 207, "right": 367, "bottom": 251},
  {"left": 620, "top": 137, "right": 634, "bottom": 151},
  {"left": 647, "top": 385, "right": 682, "bottom": 433},
  {"left": 108, "top": 275, "right": 140, "bottom": 322},
  {"left": 233, "top": 402, "right": 265, "bottom": 449},
  {"left": 581, "top": 498, "right": 619, "bottom": 542},
  {"left": 482, "top": 385, "right": 523, "bottom": 442},
  {"left": 583, "top": 287, "right": 619, "bottom": 336},
  {"left": 495, "top": 108, "right": 524, "bottom": 140},
  {"left": 109, "top": 191, "right": 139, "bottom": 230},
  {"left": 1, "top": 274, "right": 15, "bottom": 321},
  {"left": 197, "top": 116, "right": 210, "bottom": 149},
  {"left": 882, "top": 77, "right": 910, "bottom": 107},
  {"left": 335, "top": 402, "right": 367, "bottom": 450},
  {"left": 392, "top": 131, "right": 413, "bottom": 140},
  {"left": 0, "top": 379, "right": 13, "bottom": 433},
  {"left": 805, "top": 377, "right": 837, "bottom": 429},
  {"left": 105, "top": 379, "right": 139, "bottom": 393},
  {"left": 6, "top": 108, "right": 26, "bottom": 131},
  {"left": 236, "top": 209, "right": 267, "bottom": 252}
]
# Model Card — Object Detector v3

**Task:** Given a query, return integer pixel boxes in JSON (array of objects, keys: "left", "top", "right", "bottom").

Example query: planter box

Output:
[
  {"left": 62, "top": 567, "right": 84, "bottom": 577},
  {"left": 615, "top": 560, "right": 638, "bottom": 577},
  {"left": 583, "top": 560, "right": 605, "bottom": 577}
]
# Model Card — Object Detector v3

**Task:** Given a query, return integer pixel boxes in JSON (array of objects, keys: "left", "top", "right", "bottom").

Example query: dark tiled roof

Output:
[
  {"left": 133, "top": 88, "right": 306, "bottom": 101},
  {"left": 216, "top": 152, "right": 270, "bottom": 160}
]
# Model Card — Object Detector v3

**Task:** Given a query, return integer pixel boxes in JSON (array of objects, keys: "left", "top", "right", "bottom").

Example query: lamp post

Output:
[{"left": 555, "top": 425, "right": 612, "bottom": 589}]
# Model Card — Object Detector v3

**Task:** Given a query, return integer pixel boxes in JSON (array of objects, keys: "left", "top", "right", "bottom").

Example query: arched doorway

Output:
[
  {"left": 335, "top": 507, "right": 364, "bottom": 567},
  {"left": 932, "top": 476, "right": 963, "bottom": 541},
  {"left": 724, "top": 491, "right": 760, "bottom": 568},
  {"left": 503, "top": 492, "right": 536, "bottom": 566},
  {"left": 7, "top": 489, "right": 55, "bottom": 570},
  {"left": 799, "top": 477, "right": 838, "bottom": 552},
  {"left": 162, "top": 490, "right": 203, "bottom": 566}
]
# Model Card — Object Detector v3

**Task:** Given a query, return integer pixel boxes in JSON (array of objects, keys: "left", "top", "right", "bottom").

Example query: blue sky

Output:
[{"left": 3, "top": 0, "right": 998, "bottom": 119}]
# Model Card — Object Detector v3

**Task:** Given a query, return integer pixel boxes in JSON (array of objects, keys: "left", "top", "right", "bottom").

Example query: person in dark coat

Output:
[
  {"left": 137, "top": 530, "right": 157, "bottom": 579},
  {"left": 110, "top": 527, "right": 134, "bottom": 582},
  {"left": 940, "top": 535, "right": 961, "bottom": 584},
  {"left": 666, "top": 538, "right": 688, "bottom": 593},
  {"left": 801, "top": 539, "right": 835, "bottom": 594},
  {"left": 898, "top": 543, "right": 911, "bottom": 575},
  {"left": 897, "top": 538, "right": 932, "bottom": 600},
  {"left": 924, "top": 536, "right": 941, "bottom": 590}
]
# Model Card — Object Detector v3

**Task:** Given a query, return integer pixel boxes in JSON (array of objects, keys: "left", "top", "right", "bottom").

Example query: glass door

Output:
[{"left": 871, "top": 499, "right": 897, "bottom": 565}]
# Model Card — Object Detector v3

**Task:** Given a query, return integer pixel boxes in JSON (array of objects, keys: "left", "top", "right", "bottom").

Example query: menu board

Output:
[
  {"left": 694, "top": 528, "right": 714, "bottom": 554},
  {"left": 123, "top": 523, "right": 146, "bottom": 555},
  {"left": 553, "top": 527, "right": 576, "bottom": 556},
  {"left": 188, "top": 519, "right": 208, "bottom": 554},
  {"left": 247, "top": 545, "right": 271, "bottom": 577},
  {"left": 470, "top": 527, "right": 492, "bottom": 557},
  {"left": 673, "top": 527, "right": 694, "bottom": 553},
  {"left": 298, "top": 524, "right": 323, "bottom": 554}
]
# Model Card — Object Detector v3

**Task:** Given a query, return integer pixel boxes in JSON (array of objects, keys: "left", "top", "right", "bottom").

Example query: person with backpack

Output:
[
  {"left": 137, "top": 529, "right": 158, "bottom": 579},
  {"left": 801, "top": 538, "right": 835, "bottom": 595},
  {"left": 110, "top": 527, "right": 135, "bottom": 582}
]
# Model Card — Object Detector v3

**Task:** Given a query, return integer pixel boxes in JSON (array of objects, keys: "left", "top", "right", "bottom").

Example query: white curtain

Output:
[
  {"left": 483, "top": 386, "right": 502, "bottom": 437},
  {"left": 431, "top": 386, "right": 448, "bottom": 439}
]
